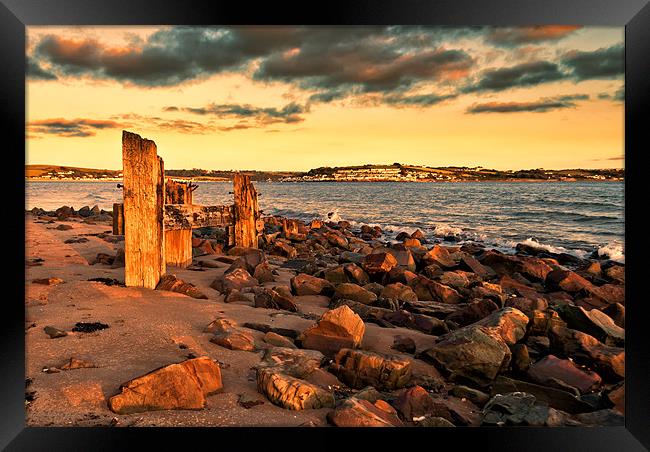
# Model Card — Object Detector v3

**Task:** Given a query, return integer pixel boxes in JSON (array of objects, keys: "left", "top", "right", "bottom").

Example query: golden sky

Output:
[{"left": 26, "top": 26, "right": 624, "bottom": 171}]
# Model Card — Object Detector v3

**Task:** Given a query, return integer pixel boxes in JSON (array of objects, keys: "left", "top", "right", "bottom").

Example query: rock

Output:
[
  {"left": 156, "top": 274, "right": 208, "bottom": 299},
  {"left": 290, "top": 273, "right": 334, "bottom": 296},
  {"left": 490, "top": 376, "right": 597, "bottom": 414},
  {"left": 408, "top": 276, "right": 462, "bottom": 303},
  {"left": 504, "top": 297, "right": 548, "bottom": 317},
  {"left": 529, "top": 309, "right": 566, "bottom": 336},
  {"left": 72, "top": 322, "right": 109, "bottom": 333},
  {"left": 252, "top": 262, "right": 275, "bottom": 284},
  {"left": 242, "top": 323, "right": 300, "bottom": 339},
  {"left": 555, "top": 304, "right": 624, "bottom": 346},
  {"left": 60, "top": 357, "right": 97, "bottom": 370},
  {"left": 326, "top": 231, "right": 349, "bottom": 249},
  {"left": 44, "top": 326, "right": 67, "bottom": 338},
  {"left": 381, "top": 282, "right": 418, "bottom": 303},
  {"left": 482, "top": 392, "right": 571, "bottom": 426},
  {"left": 473, "top": 308, "right": 529, "bottom": 346},
  {"left": 528, "top": 354, "right": 602, "bottom": 394},
  {"left": 363, "top": 252, "right": 398, "bottom": 276},
  {"left": 258, "top": 347, "right": 326, "bottom": 378},
  {"left": 445, "top": 298, "right": 499, "bottom": 327},
  {"left": 256, "top": 368, "right": 334, "bottom": 410},
  {"left": 90, "top": 205, "right": 101, "bottom": 216},
  {"left": 254, "top": 287, "right": 298, "bottom": 312},
  {"left": 419, "top": 326, "right": 511, "bottom": 387},
  {"left": 342, "top": 263, "right": 370, "bottom": 285},
  {"left": 108, "top": 357, "right": 223, "bottom": 414},
  {"left": 224, "top": 289, "right": 254, "bottom": 303},
  {"left": 339, "top": 251, "right": 365, "bottom": 265},
  {"left": 327, "top": 397, "right": 403, "bottom": 427},
  {"left": 203, "top": 318, "right": 238, "bottom": 334},
  {"left": 210, "top": 330, "right": 256, "bottom": 351},
  {"left": 422, "top": 245, "right": 456, "bottom": 269},
  {"left": 392, "top": 335, "right": 416, "bottom": 354},
  {"left": 210, "top": 268, "right": 258, "bottom": 295},
  {"left": 601, "top": 303, "right": 625, "bottom": 329},
  {"left": 55, "top": 224, "right": 73, "bottom": 231},
  {"left": 548, "top": 326, "right": 624, "bottom": 381},
  {"left": 574, "top": 409, "right": 624, "bottom": 426},
  {"left": 270, "top": 241, "right": 297, "bottom": 258},
  {"left": 32, "top": 277, "right": 64, "bottom": 285},
  {"left": 263, "top": 332, "right": 297, "bottom": 349},
  {"left": 511, "top": 344, "right": 531, "bottom": 374},
  {"left": 110, "top": 248, "right": 125, "bottom": 269},
  {"left": 587, "top": 283, "right": 625, "bottom": 305},
  {"left": 480, "top": 251, "right": 552, "bottom": 282},
  {"left": 415, "top": 416, "right": 456, "bottom": 427},
  {"left": 330, "top": 348, "right": 412, "bottom": 390},
  {"left": 298, "top": 306, "right": 365, "bottom": 357},
  {"left": 353, "top": 386, "right": 382, "bottom": 402},
  {"left": 78, "top": 206, "right": 91, "bottom": 217},
  {"left": 238, "top": 393, "right": 265, "bottom": 409},
  {"left": 604, "top": 265, "right": 625, "bottom": 284},
  {"left": 333, "top": 283, "right": 378, "bottom": 305},
  {"left": 459, "top": 254, "right": 494, "bottom": 278},
  {"left": 606, "top": 383, "right": 624, "bottom": 414},
  {"left": 363, "top": 282, "right": 385, "bottom": 296},
  {"left": 546, "top": 269, "right": 593, "bottom": 293},
  {"left": 387, "top": 245, "right": 417, "bottom": 272},
  {"left": 392, "top": 385, "right": 435, "bottom": 421},
  {"left": 450, "top": 385, "right": 490, "bottom": 406}
]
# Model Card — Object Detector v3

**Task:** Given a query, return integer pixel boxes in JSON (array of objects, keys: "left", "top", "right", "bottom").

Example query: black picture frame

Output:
[{"left": 2, "top": 1, "right": 648, "bottom": 449}]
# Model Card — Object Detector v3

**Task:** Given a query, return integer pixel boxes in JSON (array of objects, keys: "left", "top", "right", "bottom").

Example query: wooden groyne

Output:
[{"left": 114, "top": 130, "right": 259, "bottom": 289}]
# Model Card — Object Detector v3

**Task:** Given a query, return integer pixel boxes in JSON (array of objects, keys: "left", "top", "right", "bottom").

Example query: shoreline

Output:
[{"left": 26, "top": 178, "right": 624, "bottom": 183}]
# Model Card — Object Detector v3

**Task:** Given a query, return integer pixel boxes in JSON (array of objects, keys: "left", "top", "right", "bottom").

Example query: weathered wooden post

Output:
[
  {"left": 122, "top": 131, "right": 165, "bottom": 289},
  {"left": 164, "top": 178, "right": 193, "bottom": 268},
  {"left": 232, "top": 174, "right": 259, "bottom": 248},
  {"left": 112, "top": 202, "right": 124, "bottom": 235}
]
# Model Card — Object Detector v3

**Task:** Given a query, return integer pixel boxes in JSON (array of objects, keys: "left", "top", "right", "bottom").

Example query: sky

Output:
[{"left": 26, "top": 26, "right": 624, "bottom": 171}]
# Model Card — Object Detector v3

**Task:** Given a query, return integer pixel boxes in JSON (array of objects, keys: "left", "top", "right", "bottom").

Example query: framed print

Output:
[{"left": 2, "top": 0, "right": 649, "bottom": 449}]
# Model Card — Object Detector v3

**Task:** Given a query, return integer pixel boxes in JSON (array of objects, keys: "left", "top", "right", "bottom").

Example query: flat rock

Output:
[
  {"left": 256, "top": 368, "right": 334, "bottom": 410},
  {"left": 43, "top": 326, "right": 67, "bottom": 339},
  {"left": 263, "top": 332, "right": 297, "bottom": 349},
  {"left": 156, "top": 274, "right": 208, "bottom": 299},
  {"left": 108, "top": 357, "right": 223, "bottom": 414},
  {"left": 210, "top": 267, "right": 259, "bottom": 295},
  {"left": 333, "top": 283, "right": 378, "bottom": 305},
  {"left": 327, "top": 397, "right": 403, "bottom": 427},
  {"left": 210, "top": 330, "right": 256, "bottom": 351},
  {"left": 291, "top": 273, "right": 334, "bottom": 296},
  {"left": 473, "top": 307, "right": 529, "bottom": 346},
  {"left": 528, "top": 354, "right": 602, "bottom": 394}
]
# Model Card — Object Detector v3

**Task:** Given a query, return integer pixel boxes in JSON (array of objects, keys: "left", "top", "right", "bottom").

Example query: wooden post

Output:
[
  {"left": 112, "top": 202, "right": 124, "bottom": 235},
  {"left": 122, "top": 130, "right": 165, "bottom": 289},
  {"left": 232, "top": 174, "right": 258, "bottom": 248},
  {"left": 164, "top": 178, "right": 193, "bottom": 268}
]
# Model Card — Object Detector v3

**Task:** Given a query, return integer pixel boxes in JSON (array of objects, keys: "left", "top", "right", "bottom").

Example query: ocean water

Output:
[{"left": 25, "top": 180, "right": 625, "bottom": 263}]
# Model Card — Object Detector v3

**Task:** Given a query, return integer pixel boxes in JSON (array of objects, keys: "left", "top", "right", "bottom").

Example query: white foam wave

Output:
[
  {"left": 517, "top": 238, "right": 589, "bottom": 259},
  {"left": 432, "top": 223, "right": 463, "bottom": 236},
  {"left": 598, "top": 242, "right": 625, "bottom": 263}
]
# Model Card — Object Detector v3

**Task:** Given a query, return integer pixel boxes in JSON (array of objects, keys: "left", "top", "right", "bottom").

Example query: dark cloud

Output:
[
  {"left": 562, "top": 44, "right": 624, "bottom": 80},
  {"left": 598, "top": 86, "right": 624, "bottom": 102},
  {"left": 383, "top": 92, "right": 458, "bottom": 107},
  {"left": 27, "top": 118, "right": 122, "bottom": 137},
  {"left": 466, "top": 94, "right": 587, "bottom": 114},
  {"left": 463, "top": 61, "right": 567, "bottom": 93},
  {"left": 485, "top": 26, "right": 581, "bottom": 47},
  {"left": 167, "top": 102, "right": 307, "bottom": 125},
  {"left": 27, "top": 58, "right": 57, "bottom": 80}
]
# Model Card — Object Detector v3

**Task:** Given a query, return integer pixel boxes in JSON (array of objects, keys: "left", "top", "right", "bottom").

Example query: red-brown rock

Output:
[{"left": 298, "top": 306, "right": 365, "bottom": 357}]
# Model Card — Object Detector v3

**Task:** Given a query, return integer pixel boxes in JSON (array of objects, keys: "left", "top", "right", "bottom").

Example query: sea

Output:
[{"left": 25, "top": 180, "right": 625, "bottom": 263}]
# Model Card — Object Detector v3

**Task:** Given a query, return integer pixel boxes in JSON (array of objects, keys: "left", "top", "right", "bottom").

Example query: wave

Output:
[
  {"left": 597, "top": 242, "right": 625, "bottom": 263},
  {"left": 515, "top": 238, "right": 590, "bottom": 259}
]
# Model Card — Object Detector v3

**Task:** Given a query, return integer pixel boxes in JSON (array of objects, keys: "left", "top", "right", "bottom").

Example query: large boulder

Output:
[
  {"left": 363, "top": 252, "right": 398, "bottom": 276},
  {"left": 473, "top": 308, "right": 529, "bottom": 346},
  {"left": 108, "top": 357, "right": 222, "bottom": 414},
  {"left": 422, "top": 245, "right": 456, "bottom": 269},
  {"left": 327, "top": 397, "right": 403, "bottom": 427},
  {"left": 555, "top": 304, "right": 624, "bottom": 346},
  {"left": 420, "top": 326, "right": 511, "bottom": 387},
  {"left": 210, "top": 268, "right": 258, "bottom": 295},
  {"left": 392, "top": 385, "right": 436, "bottom": 421},
  {"left": 408, "top": 276, "right": 462, "bottom": 303},
  {"left": 333, "top": 283, "right": 378, "bottom": 305},
  {"left": 290, "top": 273, "right": 334, "bottom": 296},
  {"left": 298, "top": 305, "right": 365, "bottom": 357},
  {"left": 330, "top": 348, "right": 412, "bottom": 390},
  {"left": 546, "top": 269, "right": 593, "bottom": 293},
  {"left": 527, "top": 355, "right": 602, "bottom": 394}
]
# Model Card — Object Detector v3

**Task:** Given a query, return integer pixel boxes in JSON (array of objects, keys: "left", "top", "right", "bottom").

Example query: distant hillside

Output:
[{"left": 26, "top": 165, "right": 122, "bottom": 180}]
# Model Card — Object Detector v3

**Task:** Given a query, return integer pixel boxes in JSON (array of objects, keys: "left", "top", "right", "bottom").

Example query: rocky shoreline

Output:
[{"left": 25, "top": 205, "right": 625, "bottom": 427}]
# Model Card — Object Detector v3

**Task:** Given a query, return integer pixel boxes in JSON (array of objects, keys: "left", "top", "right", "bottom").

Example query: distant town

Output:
[{"left": 26, "top": 163, "right": 624, "bottom": 182}]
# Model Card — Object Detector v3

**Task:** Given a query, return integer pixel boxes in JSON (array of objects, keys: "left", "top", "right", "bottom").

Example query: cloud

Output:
[
  {"left": 383, "top": 92, "right": 458, "bottom": 107},
  {"left": 27, "top": 118, "right": 122, "bottom": 137},
  {"left": 562, "top": 44, "right": 624, "bottom": 80},
  {"left": 166, "top": 101, "right": 307, "bottom": 125},
  {"left": 27, "top": 58, "right": 57, "bottom": 80},
  {"left": 463, "top": 61, "right": 567, "bottom": 92},
  {"left": 485, "top": 26, "right": 581, "bottom": 47},
  {"left": 466, "top": 94, "right": 588, "bottom": 114},
  {"left": 598, "top": 86, "right": 624, "bottom": 102}
]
